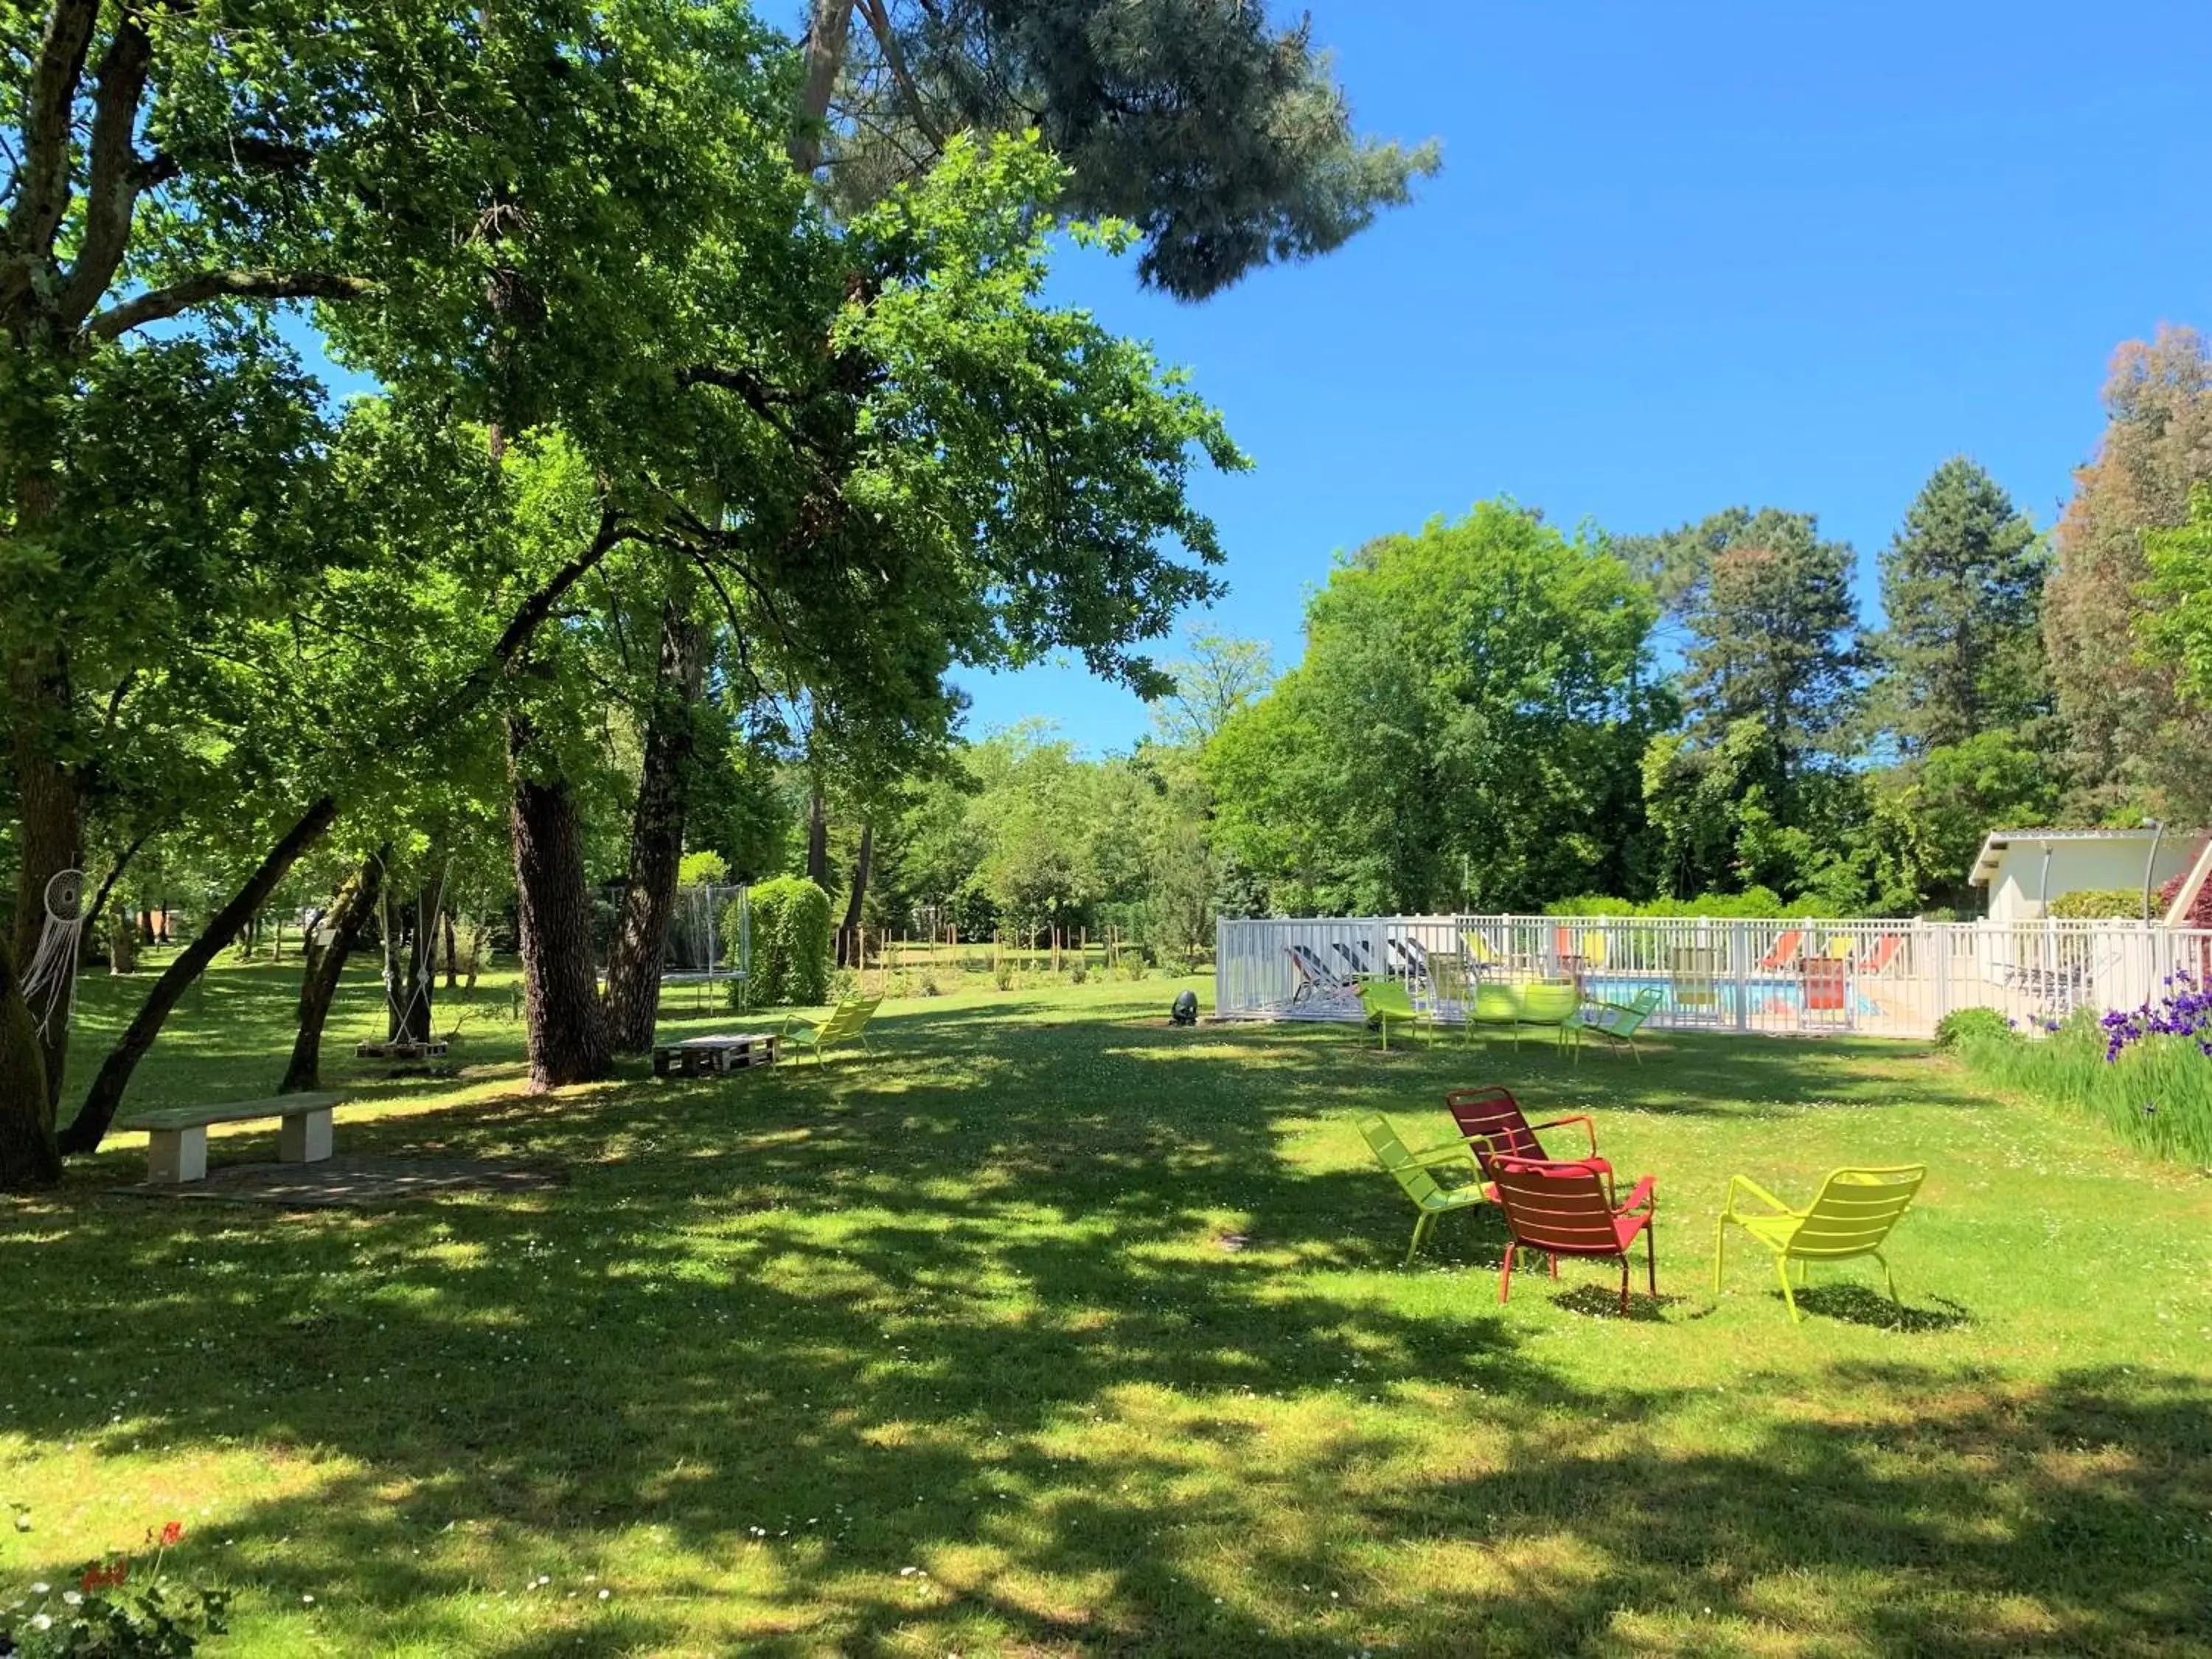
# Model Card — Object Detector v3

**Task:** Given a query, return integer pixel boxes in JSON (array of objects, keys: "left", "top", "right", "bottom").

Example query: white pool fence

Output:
[{"left": 1213, "top": 914, "right": 2212, "bottom": 1040}]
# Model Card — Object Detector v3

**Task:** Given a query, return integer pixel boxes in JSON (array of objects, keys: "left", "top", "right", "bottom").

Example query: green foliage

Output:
[
  {"left": 2045, "top": 325, "right": 2212, "bottom": 821},
  {"left": 1206, "top": 502, "right": 1666, "bottom": 914},
  {"left": 1933, "top": 1006, "right": 2014, "bottom": 1050},
  {"left": 821, "top": 1, "right": 1441, "bottom": 299},
  {"left": 2141, "top": 484, "right": 2212, "bottom": 712},
  {"left": 678, "top": 852, "right": 731, "bottom": 888},
  {"left": 2048, "top": 889, "right": 2145, "bottom": 920},
  {"left": 737, "top": 877, "right": 834, "bottom": 1008},
  {"left": 1956, "top": 1012, "right": 2212, "bottom": 1167},
  {"left": 1542, "top": 888, "right": 1826, "bottom": 920},
  {"left": 1675, "top": 509, "right": 1862, "bottom": 772},
  {"left": 1871, "top": 458, "right": 2048, "bottom": 754}
]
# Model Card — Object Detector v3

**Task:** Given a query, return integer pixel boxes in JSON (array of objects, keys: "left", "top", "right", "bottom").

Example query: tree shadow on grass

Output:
[{"left": 13, "top": 982, "right": 2205, "bottom": 1653}]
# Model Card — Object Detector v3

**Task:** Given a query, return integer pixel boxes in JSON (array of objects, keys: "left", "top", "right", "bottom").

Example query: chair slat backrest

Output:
[
  {"left": 1444, "top": 1086, "right": 1542, "bottom": 1164},
  {"left": 1788, "top": 1166, "right": 1925, "bottom": 1259},
  {"left": 1360, "top": 980, "right": 1417, "bottom": 1023},
  {"left": 1291, "top": 944, "right": 1341, "bottom": 987},
  {"left": 821, "top": 996, "right": 882, "bottom": 1039},
  {"left": 1489, "top": 1159, "right": 1622, "bottom": 1257},
  {"left": 1470, "top": 981, "right": 1518, "bottom": 1021},
  {"left": 1359, "top": 1115, "right": 1449, "bottom": 1206},
  {"left": 1517, "top": 981, "right": 1579, "bottom": 1023}
]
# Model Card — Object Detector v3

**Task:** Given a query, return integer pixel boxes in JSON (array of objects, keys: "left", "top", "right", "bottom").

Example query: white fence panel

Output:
[{"left": 1214, "top": 913, "right": 2212, "bottom": 1040}]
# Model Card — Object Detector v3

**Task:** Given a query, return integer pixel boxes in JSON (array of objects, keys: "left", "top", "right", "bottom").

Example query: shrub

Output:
[
  {"left": 742, "top": 877, "right": 833, "bottom": 1006},
  {"left": 2049, "top": 888, "right": 2145, "bottom": 920},
  {"left": 993, "top": 961, "right": 1014, "bottom": 991},
  {"left": 1934, "top": 1006, "right": 2014, "bottom": 1049},
  {"left": 1068, "top": 961, "right": 1088, "bottom": 985}
]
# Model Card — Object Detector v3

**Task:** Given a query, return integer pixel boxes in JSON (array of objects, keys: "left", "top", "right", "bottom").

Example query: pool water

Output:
[{"left": 1583, "top": 974, "right": 1883, "bottom": 1020}]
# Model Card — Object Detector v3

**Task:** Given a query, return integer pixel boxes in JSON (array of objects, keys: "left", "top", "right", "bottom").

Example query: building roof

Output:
[{"left": 1966, "top": 827, "right": 2185, "bottom": 886}]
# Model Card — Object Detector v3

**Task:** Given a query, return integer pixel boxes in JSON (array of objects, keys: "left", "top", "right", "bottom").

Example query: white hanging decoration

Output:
[{"left": 20, "top": 868, "right": 86, "bottom": 1037}]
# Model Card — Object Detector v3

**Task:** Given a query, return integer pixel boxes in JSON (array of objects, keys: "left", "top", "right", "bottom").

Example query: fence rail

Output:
[{"left": 1214, "top": 914, "right": 2212, "bottom": 1039}]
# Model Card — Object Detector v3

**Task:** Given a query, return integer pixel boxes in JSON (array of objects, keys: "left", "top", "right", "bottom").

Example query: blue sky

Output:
[{"left": 954, "top": 0, "right": 2212, "bottom": 753}]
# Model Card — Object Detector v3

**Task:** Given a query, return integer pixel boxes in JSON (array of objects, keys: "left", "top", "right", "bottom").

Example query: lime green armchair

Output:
[
  {"left": 779, "top": 995, "right": 883, "bottom": 1065},
  {"left": 1714, "top": 1164, "right": 1927, "bottom": 1321},
  {"left": 1357, "top": 978, "right": 1421, "bottom": 1048},
  {"left": 1567, "top": 986, "right": 1665, "bottom": 1064},
  {"left": 1514, "top": 980, "right": 1581, "bottom": 1051},
  {"left": 1358, "top": 1113, "right": 1489, "bottom": 1266}
]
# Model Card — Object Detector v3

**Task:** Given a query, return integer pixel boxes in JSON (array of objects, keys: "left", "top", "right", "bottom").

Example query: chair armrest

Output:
[
  {"left": 1406, "top": 1136, "right": 1479, "bottom": 1166},
  {"left": 1722, "top": 1173, "right": 1793, "bottom": 1217},
  {"left": 1531, "top": 1114, "right": 1600, "bottom": 1159},
  {"left": 780, "top": 1012, "right": 824, "bottom": 1035},
  {"left": 1616, "top": 1175, "right": 1657, "bottom": 1216}
]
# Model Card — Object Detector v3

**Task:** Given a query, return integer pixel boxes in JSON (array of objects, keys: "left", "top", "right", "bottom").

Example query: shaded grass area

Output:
[{"left": 3, "top": 962, "right": 2210, "bottom": 1655}]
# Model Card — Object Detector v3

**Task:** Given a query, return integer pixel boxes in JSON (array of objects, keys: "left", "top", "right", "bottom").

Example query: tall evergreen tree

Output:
[
  {"left": 1871, "top": 458, "right": 2048, "bottom": 754},
  {"left": 1662, "top": 509, "right": 1862, "bottom": 788}
]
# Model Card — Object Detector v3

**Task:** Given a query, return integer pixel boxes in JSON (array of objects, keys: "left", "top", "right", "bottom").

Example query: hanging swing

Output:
[{"left": 355, "top": 856, "right": 452, "bottom": 1061}]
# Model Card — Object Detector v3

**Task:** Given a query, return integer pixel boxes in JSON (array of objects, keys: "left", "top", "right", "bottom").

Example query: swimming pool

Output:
[{"left": 1582, "top": 973, "right": 1883, "bottom": 1020}]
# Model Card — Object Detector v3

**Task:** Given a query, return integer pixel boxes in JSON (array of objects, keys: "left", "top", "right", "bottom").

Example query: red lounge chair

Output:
[
  {"left": 1444, "top": 1085, "right": 1609, "bottom": 1183},
  {"left": 1862, "top": 933, "right": 1905, "bottom": 975},
  {"left": 1798, "top": 956, "right": 1847, "bottom": 1014},
  {"left": 1490, "top": 1157, "right": 1659, "bottom": 1315},
  {"left": 1757, "top": 929, "right": 1804, "bottom": 971}
]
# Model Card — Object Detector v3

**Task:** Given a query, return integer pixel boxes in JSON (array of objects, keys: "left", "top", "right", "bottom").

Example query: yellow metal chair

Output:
[{"left": 1713, "top": 1165, "right": 1927, "bottom": 1321}]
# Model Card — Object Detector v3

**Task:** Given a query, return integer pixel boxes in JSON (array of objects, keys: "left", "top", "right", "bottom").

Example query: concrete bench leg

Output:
[
  {"left": 279, "top": 1107, "right": 334, "bottom": 1164},
  {"left": 147, "top": 1126, "right": 208, "bottom": 1183}
]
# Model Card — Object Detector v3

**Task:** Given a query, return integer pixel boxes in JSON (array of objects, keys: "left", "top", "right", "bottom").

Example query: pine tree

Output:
[{"left": 1872, "top": 458, "right": 2048, "bottom": 754}]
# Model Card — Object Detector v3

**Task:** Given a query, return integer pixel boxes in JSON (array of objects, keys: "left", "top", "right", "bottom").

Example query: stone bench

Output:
[{"left": 114, "top": 1092, "right": 349, "bottom": 1184}]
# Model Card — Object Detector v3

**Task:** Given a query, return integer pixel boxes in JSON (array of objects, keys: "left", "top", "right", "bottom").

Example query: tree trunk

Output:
[
  {"left": 281, "top": 852, "right": 383, "bottom": 1093},
  {"left": 137, "top": 908, "right": 154, "bottom": 947},
  {"left": 807, "top": 785, "right": 829, "bottom": 888},
  {"left": 508, "top": 714, "right": 613, "bottom": 1089},
  {"left": 0, "top": 933, "right": 59, "bottom": 1190},
  {"left": 837, "top": 821, "right": 874, "bottom": 967},
  {"left": 60, "top": 797, "right": 339, "bottom": 1155},
  {"left": 788, "top": 0, "right": 855, "bottom": 172},
  {"left": 107, "top": 906, "right": 138, "bottom": 975},
  {"left": 10, "top": 646, "right": 86, "bottom": 1113},
  {"left": 443, "top": 910, "right": 459, "bottom": 990},
  {"left": 605, "top": 602, "right": 706, "bottom": 1052}
]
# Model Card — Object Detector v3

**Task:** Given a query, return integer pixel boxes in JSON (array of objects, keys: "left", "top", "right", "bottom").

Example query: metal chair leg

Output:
[{"left": 1776, "top": 1258, "right": 1802, "bottom": 1323}]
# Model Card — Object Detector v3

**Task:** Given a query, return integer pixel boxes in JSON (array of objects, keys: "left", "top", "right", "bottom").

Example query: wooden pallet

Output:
[
  {"left": 355, "top": 1038, "right": 450, "bottom": 1060},
  {"left": 652, "top": 1032, "right": 780, "bottom": 1077}
]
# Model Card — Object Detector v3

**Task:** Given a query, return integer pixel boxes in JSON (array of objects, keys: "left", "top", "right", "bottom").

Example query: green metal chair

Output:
[
  {"left": 1467, "top": 978, "right": 1520, "bottom": 1037},
  {"left": 1357, "top": 979, "right": 1422, "bottom": 1048},
  {"left": 779, "top": 995, "right": 883, "bottom": 1065},
  {"left": 1357, "top": 1113, "right": 1489, "bottom": 1266},
  {"left": 1514, "top": 980, "right": 1582, "bottom": 1052},
  {"left": 1568, "top": 986, "right": 1665, "bottom": 1064},
  {"left": 1713, "top": 1164, "right": 1927, "bottom": 1321}
]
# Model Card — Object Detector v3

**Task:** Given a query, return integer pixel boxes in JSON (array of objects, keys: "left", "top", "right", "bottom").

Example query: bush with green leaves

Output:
[
  {"left": 1933, "top": 1006, "right": 2014, "bottom": 1050},
  {"left": 732, "top": 877, "right": 832, "bottom": 1008},
  {"left": 4, "top": 1525, "right": 227, "bottom": 1658},
  {"left": 2048, "top": 888, "right": 2146, "bottom": 920}
]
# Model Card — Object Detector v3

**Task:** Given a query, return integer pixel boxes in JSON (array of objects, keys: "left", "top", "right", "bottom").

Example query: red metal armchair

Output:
[
  {"left": 1489, "top": 1158, "right": 1659, "bottom": 1315},
  {"left": 1444, "top": 1085, "right": 1610, "bottom": 1186}
]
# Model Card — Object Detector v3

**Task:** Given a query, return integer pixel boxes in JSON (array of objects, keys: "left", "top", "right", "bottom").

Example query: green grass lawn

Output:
[{"left": 4, "top": 961, "right": 2210, "bottom": 1656}]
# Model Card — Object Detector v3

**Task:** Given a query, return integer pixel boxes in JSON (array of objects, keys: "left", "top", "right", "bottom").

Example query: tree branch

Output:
[
  {"left": 1, "top": 0, "right": 102, "bottom": 317},
  {"left": 87, "top": 269, "right": 377, "bottom": 340},
  {"left": 55, "top": 6, "right": 156, "bottom": 329},
  {"left": 858, "top": 0, "right": 947, "bottom": 154}
]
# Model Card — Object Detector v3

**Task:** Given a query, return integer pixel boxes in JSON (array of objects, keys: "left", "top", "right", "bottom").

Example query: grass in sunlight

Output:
[{"left": 3, "top": 959, "right": 2209, "bottom": 1655}]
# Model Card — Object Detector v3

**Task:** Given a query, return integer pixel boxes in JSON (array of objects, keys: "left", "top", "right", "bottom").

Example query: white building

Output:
[{"left": 1967, "top": 827, "right": 2201, "bottom": 923}]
